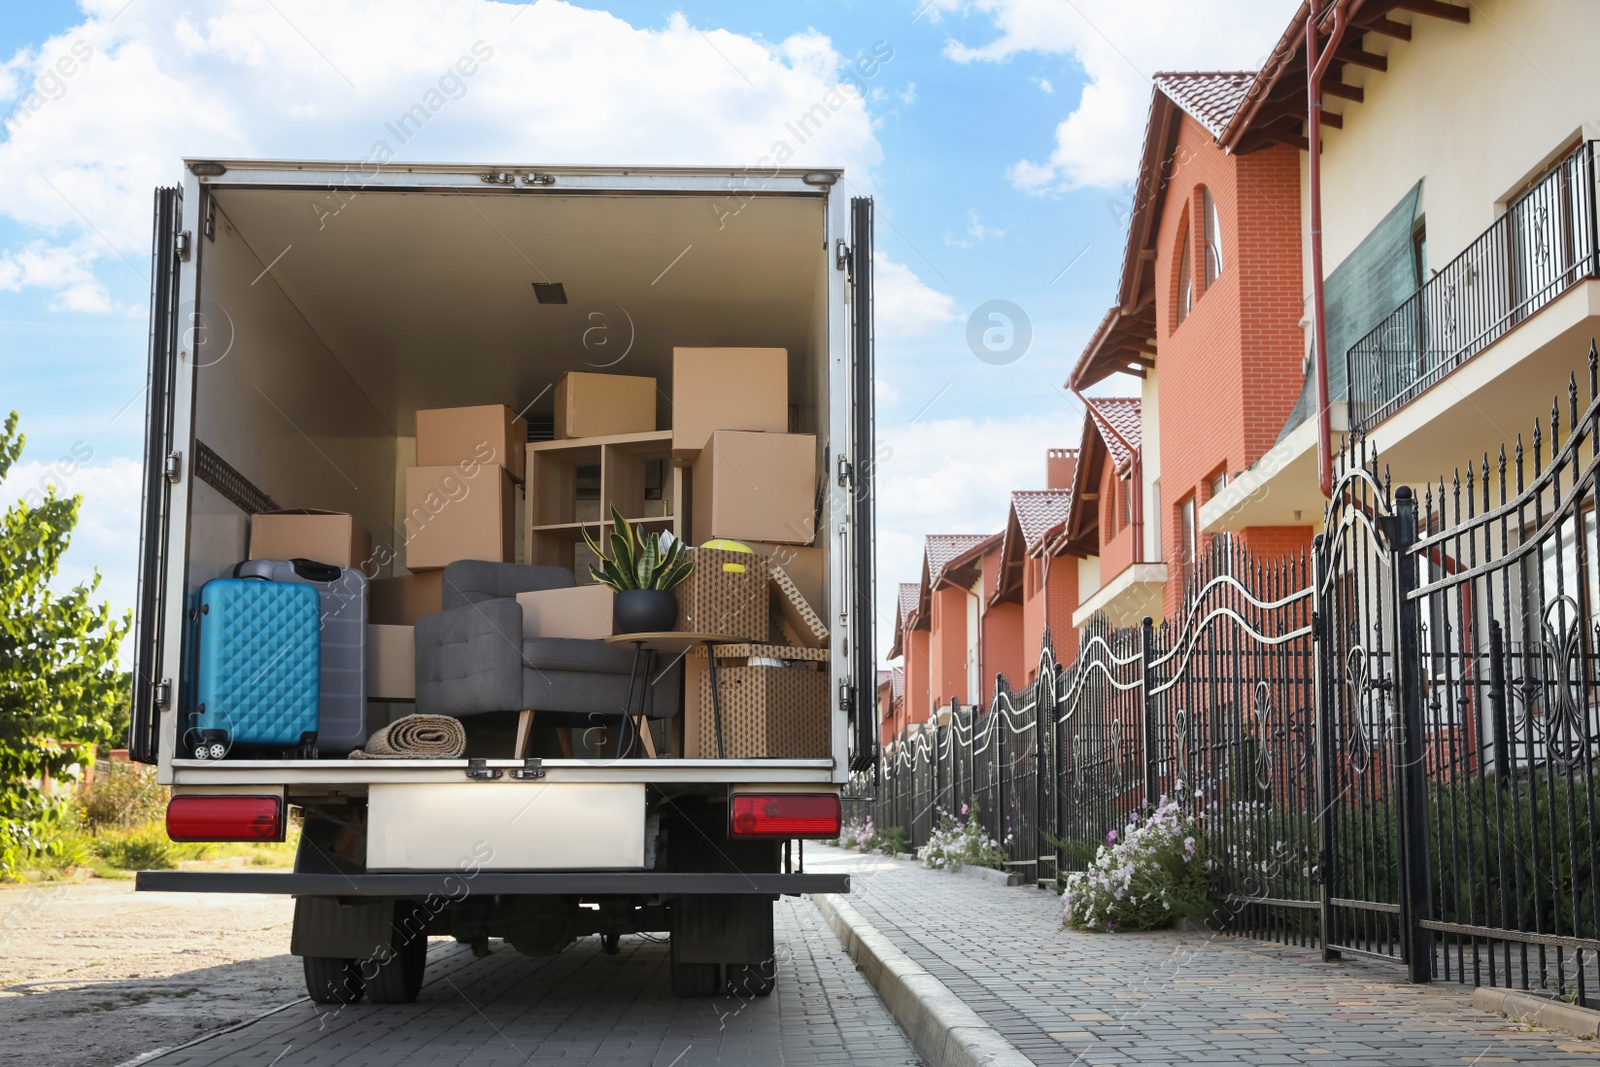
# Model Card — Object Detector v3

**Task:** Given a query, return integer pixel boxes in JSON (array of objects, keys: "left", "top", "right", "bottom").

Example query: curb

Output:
[
  {"left": 813, "top": 893, "right": 1037, "bottom": 1067},
  {"left": 1473, "top": 986, "right": 1600, "bottom": 1039},
  {"left": 955, "top": 864, "right": 1020, "bottom": 887}
]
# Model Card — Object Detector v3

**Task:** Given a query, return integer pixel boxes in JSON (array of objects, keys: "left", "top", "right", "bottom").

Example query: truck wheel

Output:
[
  {"left": 601, "top": 933, "right": 621, "bottom": 955},
  {"left": 670, "top": 959, "right": 721, "bottom": 997},
  {"left": 303, "top": 956, "right": 364, "bottom": 1004},
  {"left": 726, "top": 962, "right": 776, "bottom": 997},
  {"left": 366, "top": 931, "right": 428, "bottom": 1003}
]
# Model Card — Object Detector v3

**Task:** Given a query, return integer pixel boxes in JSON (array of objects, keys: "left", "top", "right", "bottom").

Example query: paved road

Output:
[
  {"left": 140, "top": 894, "right": 919, "bottom": 1067},
  {"left": 815, "top": 846, "right": 1600, "bottom": 1066}
]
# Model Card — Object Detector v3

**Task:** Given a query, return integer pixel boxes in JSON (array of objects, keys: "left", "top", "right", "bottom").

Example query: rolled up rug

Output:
[{"left": 350, "top": 714, "right": 467, "bottom": 759}]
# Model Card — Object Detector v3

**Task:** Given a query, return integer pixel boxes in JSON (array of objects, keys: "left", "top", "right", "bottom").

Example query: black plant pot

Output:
[{"left": 613, "top": 589, "right": 679, "bottom": 634}]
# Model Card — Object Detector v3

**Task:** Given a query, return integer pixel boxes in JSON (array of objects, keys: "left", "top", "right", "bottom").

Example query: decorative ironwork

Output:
[
  {"left": 1343, "top": 647, "right": 1375, "bottom": 774},
  {"left": 1253, "top": 682, "right": 1274, "bottom": 792}
]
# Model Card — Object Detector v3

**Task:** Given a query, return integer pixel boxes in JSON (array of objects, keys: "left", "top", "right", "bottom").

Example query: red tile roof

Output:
[
  {"left": 897, "top": 582, "right": 920, "bottom": 625},
  {"left": 1087, "top": 397, "right": 1142, "bottom": 475},
  {"left": 926, "top": 534, "right": 991, "bottom": 579},
  {"left": 1152, "top": 71, "right": 1256, "bottom": 139},
  {"left": 1012, "top": 490, "right": 1074, "bottom": 552}
]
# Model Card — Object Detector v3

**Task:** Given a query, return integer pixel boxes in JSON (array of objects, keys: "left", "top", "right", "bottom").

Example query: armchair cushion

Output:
[
  {"left": 415, "top": 598, "right": 523, "bottom": 717},
  {"left": 441, "top": 560, "right": 574, "bottom": 610}
]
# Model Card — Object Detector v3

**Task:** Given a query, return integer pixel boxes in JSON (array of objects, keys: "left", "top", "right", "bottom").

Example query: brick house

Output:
[
  {"left": 885, "top": 582, "right": 927, "bottom": 747},
  {"left": 1067, "top": 71, "right": 1314, "bottom": 624}
]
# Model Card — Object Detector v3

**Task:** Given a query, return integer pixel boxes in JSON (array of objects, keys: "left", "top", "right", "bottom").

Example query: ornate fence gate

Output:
[{"left": 850, "top": 344, "right": 1600, "bottom": 1007}]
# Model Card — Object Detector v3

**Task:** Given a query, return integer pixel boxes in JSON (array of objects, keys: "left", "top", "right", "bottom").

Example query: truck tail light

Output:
[
  {"left": 729, "top": 793, "right": 841, "bottom": 838},
  {"left": 166, "top": 795, "right": 284, "bottom": 842}
]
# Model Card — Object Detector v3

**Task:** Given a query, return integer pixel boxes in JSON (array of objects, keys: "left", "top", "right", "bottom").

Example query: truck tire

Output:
[
  {"left": 366, "top": 931, "right": 428, "bottom": 1004},
  {"left": 670, "top": 959, "right": 722, "bottom": 997},
  {"left": 725, "top": 962, "right": 776, "bottom": 997},
  {"left": 303, "top": 956, "right": 364, "bottom": 1004}
]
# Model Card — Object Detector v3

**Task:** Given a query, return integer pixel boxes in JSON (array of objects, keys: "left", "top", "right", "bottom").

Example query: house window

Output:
[
  {"left": 1208, "top": 469, "right": 1227, "bottom": 499},
  {"left": 1180, "top": 497, "right": 1198, "bottom": 595},
  {"left": 1203, "top": 188, "right": 1223, "bottom": 287},
  {"left": 1119, "top": 475, "right": 1132, "bottom": 528},
  {"left": 1176, "top": 220, "right": 1193, "bottom": 325}
]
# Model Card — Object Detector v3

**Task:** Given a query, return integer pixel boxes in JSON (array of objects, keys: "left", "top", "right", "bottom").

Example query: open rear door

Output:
[
  {"left": 129, "top": 186, "right": 183, "bottom": 763},
  {"left": 848, "top": 197, "right": 877, "bottom": 773}
]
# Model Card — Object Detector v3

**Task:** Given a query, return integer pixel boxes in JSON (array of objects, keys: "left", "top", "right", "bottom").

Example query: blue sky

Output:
[{"left": 0, "top": 0, "right": 1294, "bottom": 658}]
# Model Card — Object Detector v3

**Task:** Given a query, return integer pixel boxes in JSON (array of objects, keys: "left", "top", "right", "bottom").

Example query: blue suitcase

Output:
[
  {"left": 189, "top": 577, "right": 321, "bottom": 759},
  {"left": 232, "top": 558, "right": 368, "bottom": 756}
]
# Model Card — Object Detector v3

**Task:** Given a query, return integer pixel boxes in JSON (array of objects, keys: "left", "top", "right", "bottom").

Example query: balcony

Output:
[{"left": 1347, "top": 141, "right": 1600, "bottom": 434}]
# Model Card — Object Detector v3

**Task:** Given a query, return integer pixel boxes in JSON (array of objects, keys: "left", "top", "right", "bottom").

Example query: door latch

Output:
[
  {"left": 479, "top": 172, "right": 516, "bottom": 185},
  {"left": 465, "top": 758, "right": 503, "bottom": 780},
  {"left": 175, "top": 231, "right": 192, "bottom": 262},
  {"left": 839, "top": 680, "right": 853, "bottom": 714},
  {"left": 835, "top": 238, "right": 850, "bottom": 272},
  {"left": 164, "top": 451, "right": 183, "bottom": 484},
  {"left": 154, "top": 679, "right": 171, "bottom": 710},
  {"left": 511, "top": 757, "right": 545, "bottom": 780},
  {"left": 837, "top": 455, "right": 852, "bottom": 488},
  {"left": 520, "top": 174, "right": 556, "bottom": 186}
]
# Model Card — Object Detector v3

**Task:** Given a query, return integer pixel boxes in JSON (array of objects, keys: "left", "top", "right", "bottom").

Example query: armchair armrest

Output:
[{"left": 414, "top": 599, "right": 524, "bottom": 716}]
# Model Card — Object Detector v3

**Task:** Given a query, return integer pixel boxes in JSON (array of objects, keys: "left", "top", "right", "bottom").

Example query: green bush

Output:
[
  {"left": 79, "top": 761, "right": 167, "bottom": 829},
  {"left": 95, "top": 824, "right": 183, "bottom": 870}
]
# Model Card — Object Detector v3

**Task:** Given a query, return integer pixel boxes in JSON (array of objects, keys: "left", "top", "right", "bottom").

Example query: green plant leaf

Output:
[
  {"left": 637, "top": 534, "right": 660, "bottom": 589},
  {"left": 659, "top": 558, "right": 694, "bottom": 591}
]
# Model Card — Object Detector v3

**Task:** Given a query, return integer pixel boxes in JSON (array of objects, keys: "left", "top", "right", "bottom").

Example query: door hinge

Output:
[
  {"left": 154, "top": 679, "right": 171, "bottom": 710},
  {"left": 835, "top": 239, "right": 851, "bottom": 272},
  {"left": 839, "top": 681, "right": 854, "bottom": 714},
  {"left": 465, "top": 758, "right": 503, "bottom": 780},
  {"left": 837, "top": 455, "right": 852, "bottom": 488},
  {"left": 520, "top": 173, "right": 556, "bottom": 186},
  {"left": 175, "top": 230, "right": 192, "bottom": 262},
  {"left": 164, "top": 451, "right": 183, "bottom": 484},
  {"left": 479, "top": 171, "right": 516, "bottom": 185},
  {"left": 511, "top": 757, "right": 545, "bottom": 780}
]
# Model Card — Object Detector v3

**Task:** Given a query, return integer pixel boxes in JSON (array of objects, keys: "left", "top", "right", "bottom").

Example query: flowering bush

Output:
[
  {"left": 837, "top": 815, "right": 876, "bottom": 851},
  {"left": 920, "top": 801, "right": 1010, "bottom": 873},
  {"left": 1061, "top": 790, "right": 1209, "bottom": 932}
]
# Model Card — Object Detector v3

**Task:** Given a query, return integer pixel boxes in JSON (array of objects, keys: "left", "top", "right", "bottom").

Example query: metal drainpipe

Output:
[
  {"left": 1072, "top": 384, "right": 1143, "bottom": 565},
  {"left": 1307, "top": 0, "right": 1352, "bottom": 498}
]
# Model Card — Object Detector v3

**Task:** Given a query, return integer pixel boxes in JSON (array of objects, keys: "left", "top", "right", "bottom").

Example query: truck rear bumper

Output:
[{"left": 135, "top": 870, "right": 849, "bottom": 897}]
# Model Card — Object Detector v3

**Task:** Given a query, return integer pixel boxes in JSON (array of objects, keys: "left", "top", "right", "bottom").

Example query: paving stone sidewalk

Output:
[
  {"left": 142, "top": 895, "right": 919, "bottom": 1066},
  {"left": 812, "top": 846, "right": 1600, "bottom": 1066}
]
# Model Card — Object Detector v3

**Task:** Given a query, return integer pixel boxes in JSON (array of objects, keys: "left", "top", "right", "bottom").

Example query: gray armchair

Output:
[{"left": 414, "top": 561, "right": 682, "bottom": 732}]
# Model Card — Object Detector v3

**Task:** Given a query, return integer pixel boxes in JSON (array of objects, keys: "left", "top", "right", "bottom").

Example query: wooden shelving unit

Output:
[{"left": 524, "top": 430, "right": 684, "bottom": 579}]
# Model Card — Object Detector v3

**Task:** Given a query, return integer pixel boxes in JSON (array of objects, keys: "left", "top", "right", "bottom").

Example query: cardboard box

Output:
[
  {"left": 554, "top": 372, "right": 656, "bottom": 440},
  {"left": 671, "top": 348, "right": 788, "bottom": 459},
  {"left": 695, "top": 663, "right": 828, "bottom": 758},
  {"left": 516, "top": 585, "right": 614, "bottom": 639},
  {"left": 404, "top": 466, "right": 515, "bottom": 571},
  {"left": 691, "top": 431, "right": 817, "bottom": 547},
  {"left": 250, "top": 509, "right": 373, "bottom": 570},
  {"left": 416, "top": 405, "right": 528, "bottom": 483},
  {"left": 674, "top": 547, "right": 771, "bottom": 643},
  {"left": 370, "top": 571, "right": 444, "bottom": 625},
  {"left": 744, "top": 542, "right": 823, "bottom": 617},
  {"left": 772, "top": 567, "right": 828, "bottom": 649},
  {"left": 682, "top": 644, "right": 827, "bottom": 758},
  {"left": 366, "top": 624, "right": 415, "bottom": 701}
]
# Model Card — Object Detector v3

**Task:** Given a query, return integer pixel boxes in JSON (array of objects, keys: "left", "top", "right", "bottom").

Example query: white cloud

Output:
[
  {"left": 872, "top": 411, "right": 1080, "bottom": 660},
  {"left": 1036, "top": 76, "right": 1054, "bottom": 94},
  {"left": 924, "top": 0, "right": 1298, "bottom": 191},
  {"left": 874, "top": 251, "right": 960, "bottom": 337},
  {"left": 0, "top": 240, "right": 124, "bottom": 313},
  {"left": 946, "top": 208, "right": 1007, "bottom": 247},
  {"left": 0, "top": 0, "right": 904, "bottom": 307},
  {"left": 899, "top": 82, "right": 918, "bottom": 106}
]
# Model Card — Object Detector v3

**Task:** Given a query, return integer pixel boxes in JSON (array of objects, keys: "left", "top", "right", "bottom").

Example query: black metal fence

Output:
[
  {"left": 1347, "top": 140, "right": 1599, "bottom": 433},
  {"left": 854, "top": 344, "right": 1600, "bottom": 1006}
]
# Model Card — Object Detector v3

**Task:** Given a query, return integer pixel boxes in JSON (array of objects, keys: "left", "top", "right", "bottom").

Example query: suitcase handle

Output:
[{"left": 289, "top": 558, "right": 343, "bottom": 583}]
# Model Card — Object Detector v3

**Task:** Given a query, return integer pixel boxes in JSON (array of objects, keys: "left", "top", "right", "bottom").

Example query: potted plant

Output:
[{"left": 583, "top": 506, "right": 694, "bottom": 633}]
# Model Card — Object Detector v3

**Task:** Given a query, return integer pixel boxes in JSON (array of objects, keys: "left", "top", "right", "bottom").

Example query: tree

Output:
[{"left": 0, "top": 411, "right": 130, "bottom": 878}]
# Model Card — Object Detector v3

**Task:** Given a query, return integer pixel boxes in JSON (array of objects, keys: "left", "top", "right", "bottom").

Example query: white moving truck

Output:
[{"left": 130, "top": 160, "right": 877, "bottom": 1002}]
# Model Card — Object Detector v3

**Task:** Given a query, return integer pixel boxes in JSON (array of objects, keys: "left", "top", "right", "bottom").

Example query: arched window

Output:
[
  {"left": 1203, "top": 188, "right": 1223, "bottom": 286},
  {"left": 1176, "top": 219, "right": 1193, "bottom": 325}
]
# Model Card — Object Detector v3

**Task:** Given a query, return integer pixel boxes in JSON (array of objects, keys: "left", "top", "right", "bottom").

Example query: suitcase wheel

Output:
[
  {"left": 193, "top": 741, "right": 211, "bottom": 760},
  {"left": 207, "top": 741, "right": 227, "bottom": 760}
]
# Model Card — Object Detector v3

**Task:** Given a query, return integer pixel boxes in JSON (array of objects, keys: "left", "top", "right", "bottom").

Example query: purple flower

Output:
[
  {"left": 960, "top": 803, "right": 969, "bottom": 815},
  {"left": 1107, "top": 830, "right": 1118, "bottom": 843}
]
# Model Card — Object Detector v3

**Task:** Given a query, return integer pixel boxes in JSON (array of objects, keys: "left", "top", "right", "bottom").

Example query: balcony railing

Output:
[{"left": 1347, "top": 141, "right": 1600, "bottom": 433}]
